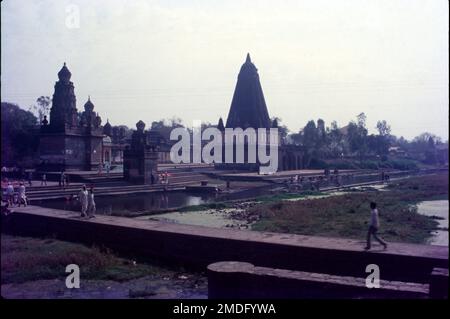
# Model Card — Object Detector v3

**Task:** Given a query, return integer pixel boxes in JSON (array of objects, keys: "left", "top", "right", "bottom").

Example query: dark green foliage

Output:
[{"left": 1, "top": 102, "right": 39, "bottom": 166}]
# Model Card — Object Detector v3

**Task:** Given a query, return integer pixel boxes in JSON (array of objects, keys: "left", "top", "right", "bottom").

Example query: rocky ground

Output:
[{"left": 2, "top": 274, "right": 207, "bottom": 299}]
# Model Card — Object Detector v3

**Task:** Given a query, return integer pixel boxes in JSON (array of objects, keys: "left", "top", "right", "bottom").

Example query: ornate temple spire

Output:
[
  {"left": 49, "top": 62, "right": 77, "bottom": 130},
  {"left": 103, "top": 119, "right": 112, "bottom": 136}
]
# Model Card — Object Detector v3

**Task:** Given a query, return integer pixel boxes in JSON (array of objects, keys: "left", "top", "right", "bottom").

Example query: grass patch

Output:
[
  {"left": 1, "top": 234, "right": 176, "bottom": 284},
  {"left": 251, "top": 173, "right": 448, "bottom": 244},
  {"left": 251, "top": 191, "right": 326, "bottom": 203}
]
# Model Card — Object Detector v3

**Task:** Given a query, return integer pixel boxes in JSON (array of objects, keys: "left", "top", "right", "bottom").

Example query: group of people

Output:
[
  {"left": 4, "top": 181, "right": 28, "bottom": 207},
  {"left": 77, "top": 185, "right": 96, "bottom": 218},
  {"left": 380, "top": 170, "right": 391, "bottom": 183},
  {"left": 98, "top": 162, "right": 111, "bottom": 176},
  {"left": 158, "top": 171, "right": 170, "bottom": 185}
]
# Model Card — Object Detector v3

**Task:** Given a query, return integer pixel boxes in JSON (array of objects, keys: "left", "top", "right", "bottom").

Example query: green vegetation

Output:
[
  {"left": 250, "top": 191, "right": 325, "bottom": 203},
  {"left": 251, "top": 173, "right": 448, "bottom": 244},
  {"left": 1, "top": 234, "right": 177, "bottom": 284}
]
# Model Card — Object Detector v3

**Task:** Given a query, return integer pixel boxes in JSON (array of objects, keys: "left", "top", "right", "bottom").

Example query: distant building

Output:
[
  {"left": 388, "top": 146, "right": 407, "bottom": 157},
  {"left": 102, "top": 120, "right": 129, "bottom": 164},
  {"left": 39, "top": 63, "right": 104, "bottom": 171},
  {"left": 146, "top": 130, "right": 172, "bottom": 163}
]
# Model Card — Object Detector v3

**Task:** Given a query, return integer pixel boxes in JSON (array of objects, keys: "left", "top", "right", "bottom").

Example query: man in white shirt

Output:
[
  {"left": 78, "top": 185, "right": 88, "bottom": 217},
  {"left": 365, "top": 202, "right": 388, "bottom": 250},
  {"left": 6, "top": 182, "right": 15, "bottom": 207},
  {"left": 17, "top": 182, "right": 27, "bottom": 207}
]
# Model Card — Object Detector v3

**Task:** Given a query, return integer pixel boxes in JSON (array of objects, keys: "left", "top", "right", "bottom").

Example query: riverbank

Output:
[
  {"left": 1, "top": 234, "right": 207, "bottom": 298},
  {"left": 249, "top": 173, "right": 448, "bottom": 244}
]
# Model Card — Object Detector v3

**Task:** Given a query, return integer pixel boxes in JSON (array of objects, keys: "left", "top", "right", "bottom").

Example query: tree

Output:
[
  {"left": 271, "top": 117, "right": 289, "bottom": 143},
  {"left": 29, "top": 96, "right": 51, "bottom": 123},
  {"left": 424, "top": 136, "right": 437, "bottom": 164},
  {"left": 150, "top": 117, "right": 185, "bottom": 140},
  {"left": 376, "top": 120, "right": 391, "bottom": 136},
  {"left": 1, "top": 102, "right": 39, "bottom": 166},
  {"left": 301, "top": 120, "right": 318, "bottom": 167},
  {"left": 347, "top": 113, "right": 368, "bottom": 161},
  {"left": 327, "top": 121, "right": 345, "bottom": 158},
  {"left": 374, "top": 120, "right": 392, "bottom": 157}
]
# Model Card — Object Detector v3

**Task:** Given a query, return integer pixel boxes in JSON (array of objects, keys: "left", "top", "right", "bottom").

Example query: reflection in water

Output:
[
  {"left": 416, "top": 200, "right": 449, "bottom": 246},
  {"left": 137, "top": 209, "right": 245, "bottom": 229},
  {"left": 34, "top": 185, "right": 277, "bottom": 216},
  {"left": 34, "top": 191, "right": 213, "bottom": 215}
]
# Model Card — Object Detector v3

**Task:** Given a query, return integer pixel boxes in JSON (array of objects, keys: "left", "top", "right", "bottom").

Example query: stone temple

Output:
[
  {"left": 218, "top": 54, "right": 304, "bottom": 172},
  {"left": 39, "top": 63, "right": 104, "bottom": 171}
]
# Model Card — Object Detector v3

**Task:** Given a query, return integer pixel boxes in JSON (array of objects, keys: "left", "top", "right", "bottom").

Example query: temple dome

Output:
[
  {"left": 58, "top": 62, "right": 72, "bottom": 82},
  {"left": 103, "top": 119, "right": 112, "bottom": 136},
  {"left": 84, "top": 96, "right": 94, "bottom": 112}
]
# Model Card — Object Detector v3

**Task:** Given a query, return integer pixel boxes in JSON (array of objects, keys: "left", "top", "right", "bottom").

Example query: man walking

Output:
[
  {"left": 59, "top": 171, "right": 65, "bottom": 188},
  {"left": 365, "top": 202, "right": 388, "bottom": 250},
  {"left": 41, "top": 173, "right": 47, "bottom": 186},
  {"left": 28, "top": 171, "right": 33, "bottom": 187},
  {"left": 87, "top": 186, "right": 96, "bottom": 218},
  {"left": 106, "top": 162, "right": 110, "bottom": 176},
  {"left": 78, "top": 185, "right": 88, "bottom": 217}
]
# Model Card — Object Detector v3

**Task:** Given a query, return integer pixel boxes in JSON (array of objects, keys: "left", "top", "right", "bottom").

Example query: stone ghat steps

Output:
[
  {"left": 38, "top": 172, "right": 124, "bottom": 183},
  {"left": 10, "top": 172, "right": 209, "bottom": 192},
  {"left": 25, "top": 185, "right": 187, "bottom": 201},
  {"left": 24, "top": 175, "right": 210, "bottom": 200}
]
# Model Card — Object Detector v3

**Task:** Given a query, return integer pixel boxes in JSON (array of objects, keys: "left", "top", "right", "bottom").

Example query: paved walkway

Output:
[{"left": 8, "top": 205, "right": 448, "bottom": 260}]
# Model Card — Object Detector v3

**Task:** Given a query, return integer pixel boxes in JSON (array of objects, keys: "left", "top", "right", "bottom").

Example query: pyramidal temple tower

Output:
[
  {"left": 225, "top": 53, "right": 271, "bottom": 129},
  {"left": 217, "top": 54, "right": 305, "bottom": 172}
]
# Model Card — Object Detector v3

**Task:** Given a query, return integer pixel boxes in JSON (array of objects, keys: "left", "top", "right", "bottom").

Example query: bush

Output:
[
  {"left": 325, "top": 160, "right": 358, "bottom": 169},
  {"left": 358, "top": 160, "right": 379, "bottom": 170},
  {"left": 388, "top": 159, "right": 418, "bottom": 171},
  {"left": 308, "top": 158, "right": 329, "bottom": 169}
]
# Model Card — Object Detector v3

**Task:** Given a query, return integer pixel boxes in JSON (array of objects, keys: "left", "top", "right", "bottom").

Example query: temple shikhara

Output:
[
  {"left": 39, "top": 63, "right": 105, "bottom": 171},
  {"left": 219, "top": 53, "right": 304, "bottom": 172}
]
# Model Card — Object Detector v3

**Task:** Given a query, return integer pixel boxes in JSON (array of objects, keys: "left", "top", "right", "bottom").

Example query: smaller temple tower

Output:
[{"left": 123, "top": 121, "right": 159, "bottom": 184}]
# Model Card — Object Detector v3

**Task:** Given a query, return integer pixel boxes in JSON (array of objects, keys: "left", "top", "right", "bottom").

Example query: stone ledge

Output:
[{"left": 207, "top": 261, "right": 430, "bottom": 299}]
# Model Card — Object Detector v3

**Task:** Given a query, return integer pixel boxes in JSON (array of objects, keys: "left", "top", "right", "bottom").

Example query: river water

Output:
[
  {"left": 416, "top": 200, "right": 449, "bottom": 246},
  {"left": 33, "top": 191, "right": 211, "bottom": 215}
]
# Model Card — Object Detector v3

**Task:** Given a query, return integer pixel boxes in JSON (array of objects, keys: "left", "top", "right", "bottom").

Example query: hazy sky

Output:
[{"left": 1, "top": 0, "right": 448, "bottom": 140}]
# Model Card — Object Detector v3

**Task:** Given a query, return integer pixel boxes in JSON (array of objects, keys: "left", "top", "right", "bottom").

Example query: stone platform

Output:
[
  {"left": 3, "top": 206, "right": 447, "bottom": 285},
  {"left": 207, "top": 261, "right": 430, "bottom": 299}
]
